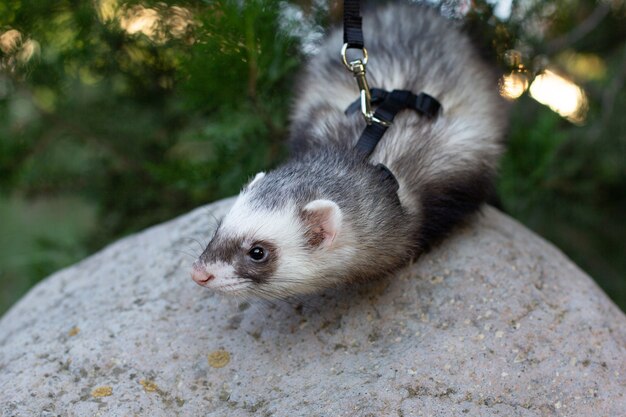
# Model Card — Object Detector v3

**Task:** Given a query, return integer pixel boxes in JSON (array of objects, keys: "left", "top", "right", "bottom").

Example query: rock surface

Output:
[{"left": 0, "top": 198, "right": 625, "bottom": 417}]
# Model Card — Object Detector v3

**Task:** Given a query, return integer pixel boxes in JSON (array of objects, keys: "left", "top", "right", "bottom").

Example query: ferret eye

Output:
[{"left": 248, "top": 246, "right": 267, "bottom": 262}]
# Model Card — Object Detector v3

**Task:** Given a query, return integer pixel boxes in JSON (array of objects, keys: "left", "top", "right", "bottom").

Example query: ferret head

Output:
[
  {"left": 191, "top": 171, "right": 352, "bottom": 299},
  {"left": 191, "top": 150, "right": 414, "bottom": 300}
]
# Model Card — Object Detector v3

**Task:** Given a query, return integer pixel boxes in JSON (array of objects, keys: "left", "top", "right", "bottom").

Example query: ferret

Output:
[{"left": 191, "top": 2, "right": 508, "bottom": 299}]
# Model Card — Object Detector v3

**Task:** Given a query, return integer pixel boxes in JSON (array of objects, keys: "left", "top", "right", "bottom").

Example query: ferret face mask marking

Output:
[{"left": 192, "top": 233, "right": 279, "bottom": 291}]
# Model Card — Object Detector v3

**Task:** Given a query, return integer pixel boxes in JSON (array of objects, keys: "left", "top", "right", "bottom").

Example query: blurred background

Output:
[{"left": 0, "top": 0, "right": 624, "bottom": 315}]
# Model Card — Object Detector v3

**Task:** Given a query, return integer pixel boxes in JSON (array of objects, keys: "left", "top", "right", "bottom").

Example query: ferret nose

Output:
[{"left": 191, "top": 264, "right": 214, "bottom": 285}]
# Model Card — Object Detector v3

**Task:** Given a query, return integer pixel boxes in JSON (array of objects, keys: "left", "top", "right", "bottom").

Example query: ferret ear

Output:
[
  {"left": 301, "top": 200, "right": 342, "bottom": 249},
  {"left": 247, "top": 172, "right": 265, "bottom": 189}
]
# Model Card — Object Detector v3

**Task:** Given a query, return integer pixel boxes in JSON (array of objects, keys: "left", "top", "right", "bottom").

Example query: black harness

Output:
[
  {"left": 341, "top": 0, "right": 442, "bottom": 160},
  {"left": 347, "top": 88, "right": 441, "bottom": 157}
]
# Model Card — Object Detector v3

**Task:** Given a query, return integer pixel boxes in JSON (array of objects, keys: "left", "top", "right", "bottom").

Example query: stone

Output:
[{"left": 0, "top": 198, "right": 624, "bottom": 416}]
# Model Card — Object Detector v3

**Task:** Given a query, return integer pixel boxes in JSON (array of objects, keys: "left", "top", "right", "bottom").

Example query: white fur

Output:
[
  {"left": 222, "top": 193, "right": 315, "bottom": 294},
  {"left": 247, "top": 172, "right": 265, "bottom": 189},
  {"left": 222, "top": 193, "right": 303, "bottom": 250},
  {"left": 198, "top": 261, "right": 246, "bottom": 293}
]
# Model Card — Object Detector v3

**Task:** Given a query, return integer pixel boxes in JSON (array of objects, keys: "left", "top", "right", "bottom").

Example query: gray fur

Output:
[
  {"left": 291, "top": 3, "right": 506, "bottom": 177},
  {"left": 289, "top": 1, "right": 507, "bottom": 249}
]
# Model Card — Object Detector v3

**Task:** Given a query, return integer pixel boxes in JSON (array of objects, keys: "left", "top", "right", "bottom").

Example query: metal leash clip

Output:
[{"left": 341, "top": 43, "right": 391, "bottom": 126}]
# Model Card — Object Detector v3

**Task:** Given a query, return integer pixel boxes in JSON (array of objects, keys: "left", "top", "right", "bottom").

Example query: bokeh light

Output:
[
  {"left": 499, "top": 71, "right": 530, "bottom": 100},
  {"left": 529, "top": 69, "right": 588, "bottom": 124},
  {"left": 97, "top": 0, "right": 194, "bottom": 43},
  {"left": 0, "top": 29, "right": 22, "bottom": 54}
]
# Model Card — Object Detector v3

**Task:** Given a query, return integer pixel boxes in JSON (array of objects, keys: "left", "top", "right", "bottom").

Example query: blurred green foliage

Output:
[{"left": 0, "top": 0, "right": 624, "bottom": 314}]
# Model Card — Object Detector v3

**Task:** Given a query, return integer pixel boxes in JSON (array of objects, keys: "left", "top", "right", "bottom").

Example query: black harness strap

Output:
[
  {"left": 345, "top": 88, "right": 441, "bottom": 120},
  {"left": 343, "top": 0, "right": 364, "bottom": 49},
  {"left": 346, "top": 89, "right": 442, "bottom": 157}
]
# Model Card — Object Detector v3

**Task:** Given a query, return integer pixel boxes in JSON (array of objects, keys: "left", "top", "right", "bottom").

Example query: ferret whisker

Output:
[
  {"left": 252, "top": 287, "right": 300, "bottom": 306},
  {"left": 207, "top": 212, "right": 221, "bottom": 228},
  {"left": 184, "top": 243, "right": 205, "bottom": 259},
  {"left": 172, "top": 249, "right": 197, "bottom": 260},
  {"left": 184, "top": 237, "right": 206, "bottom": 253},
  {"left": 183, "top": 243, "right": 203, "bottom": 257},
  {"left": 247, "top": 293, "right": 281, "bottom": 308},
  {"left": 254, "top": 286, "right": 315, "bottom": 310}
]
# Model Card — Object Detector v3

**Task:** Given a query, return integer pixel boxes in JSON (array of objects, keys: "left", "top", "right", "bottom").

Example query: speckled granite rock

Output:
[{"left": 0, "top": 198, "right": 625, "bottom": 417}]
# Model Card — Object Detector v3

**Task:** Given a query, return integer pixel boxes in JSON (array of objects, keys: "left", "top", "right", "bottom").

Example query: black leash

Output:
[
  {"left": 341, "top": 0, "right": 442, "bottom": 159},
  {"left": 343, "top": 0, "right": 364, "bottom": 49}
]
